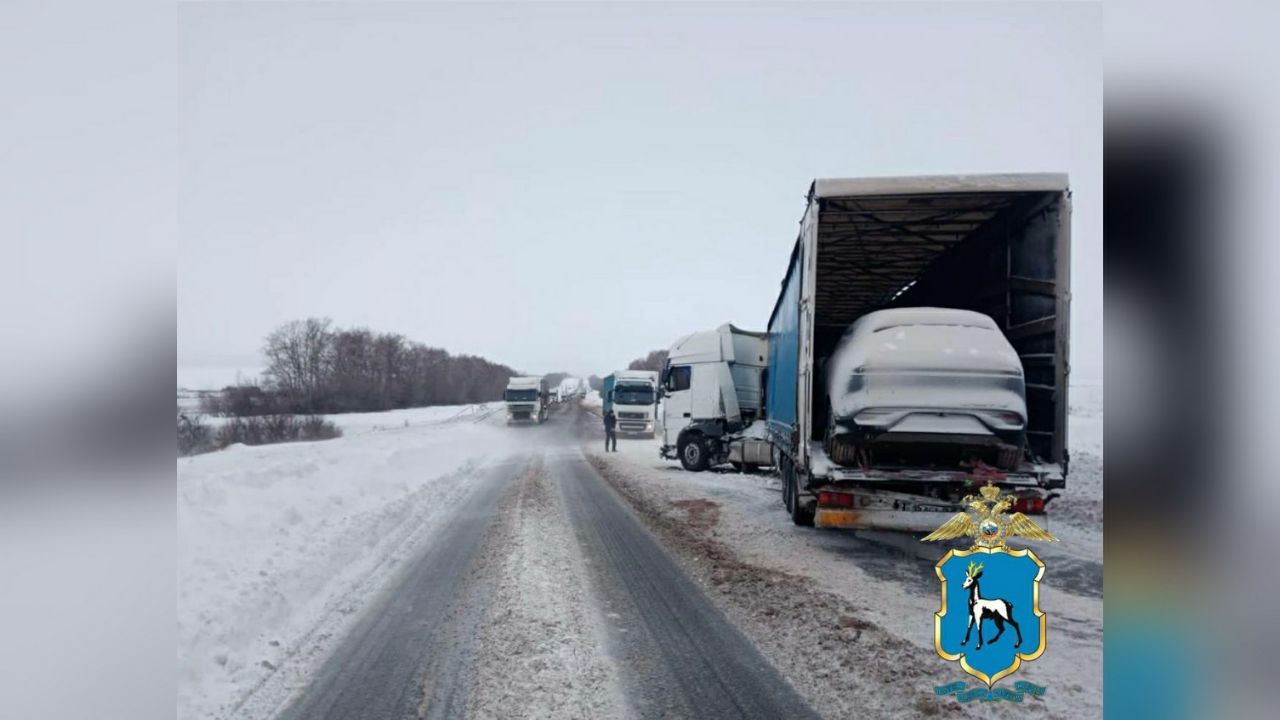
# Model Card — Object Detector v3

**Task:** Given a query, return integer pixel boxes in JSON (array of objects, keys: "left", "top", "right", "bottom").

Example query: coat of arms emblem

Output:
[{"left": 923, "top": 483, "right": 1057, "bottom": 699}]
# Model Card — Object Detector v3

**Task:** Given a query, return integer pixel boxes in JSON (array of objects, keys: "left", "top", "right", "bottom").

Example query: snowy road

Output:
[
  {"left": 557, "top": 449, "right": 819, "bottom": 719},
  {"left": 180, "top": 394, "right": 1102, "bottom": 719},
  {"left": 246, "top": 404, "right": 815, "bottom": 720},
  {"left": 272, "top": 457, "right": 516, "bottom": 720}
]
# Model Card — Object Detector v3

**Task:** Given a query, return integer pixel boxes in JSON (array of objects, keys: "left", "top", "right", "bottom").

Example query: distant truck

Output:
[
  {"left": 659, "top": 324, "right": 773, "bottom": 472},
  {"left": 504, "top": 376, "right": 547, "bottom": 424},
  {"left": 663, "top": 175, "right": 1071, "bottom": 532},
  {"left": 602, "top": 370, "right": 660, "bottom": 437},
  {"left": 555, "top": 376, "right": 585, "bottom": 403}
]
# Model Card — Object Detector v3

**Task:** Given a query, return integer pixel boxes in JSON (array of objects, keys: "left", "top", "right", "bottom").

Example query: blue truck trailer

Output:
[
  {"left": 601, "top": 374, "right": 615, "bottom": 415},
  {"left": 764, "top": 175, "right": 1071, "bottom": 530}
]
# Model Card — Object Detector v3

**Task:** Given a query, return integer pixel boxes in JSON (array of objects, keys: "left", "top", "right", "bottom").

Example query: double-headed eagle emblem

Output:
[{"left": 922, "top": 483, "right": 1057, "bottom": 549}]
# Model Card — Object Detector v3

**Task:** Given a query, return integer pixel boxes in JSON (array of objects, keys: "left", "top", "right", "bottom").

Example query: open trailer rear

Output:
[{"left": 764, "top": 174, "right": 1071, "bottom": 530}]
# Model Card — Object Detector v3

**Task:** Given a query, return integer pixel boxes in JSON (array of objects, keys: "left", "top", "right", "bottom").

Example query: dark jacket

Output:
[{"left": 604, "top": 411, "right": 617, "bottom": 431}]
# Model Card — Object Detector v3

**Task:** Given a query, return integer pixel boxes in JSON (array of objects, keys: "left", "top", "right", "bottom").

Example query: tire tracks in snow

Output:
[
  {"left": 584, "top": 451, "right": 1055, "bottom": 720},
  {"left": 228, "top": 457, "right": 496, "bottom": 720},
  {"left": 562, "top": 450, "right": 821, "bottom": 720},
  {"left": 463, "top": 454, "right": 628, "bottom": 720},
  {"left": 269, "top": 458, "right": 520, "bottom": 720}
]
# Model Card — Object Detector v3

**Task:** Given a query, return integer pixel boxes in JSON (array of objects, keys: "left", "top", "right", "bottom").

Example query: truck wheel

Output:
[
  {"left": 780, "top": 456, "right": 792, "bottom": 508},
  {"left": 781, "top": 469, "right": 790, "bottom": 508},
  {"left": 784, "top": 460, "right": 814, "bottom": 526},
  {"left": 678, "top": 435, "right": 708, "bottom": 472}
]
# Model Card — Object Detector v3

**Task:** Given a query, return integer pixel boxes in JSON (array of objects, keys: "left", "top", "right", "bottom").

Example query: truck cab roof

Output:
[{"left": 667, "top": 323, "right": 767, "bottom": 366}]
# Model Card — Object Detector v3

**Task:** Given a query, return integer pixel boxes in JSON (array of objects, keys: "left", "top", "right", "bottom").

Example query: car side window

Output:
[{"left": 669, "top": 366, "right": 691, "bottom": 391}]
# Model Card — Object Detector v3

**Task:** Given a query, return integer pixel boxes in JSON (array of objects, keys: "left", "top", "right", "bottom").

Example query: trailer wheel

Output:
[
  {"left": 678, "top": 435, "right": 709, "bottom": 472},
  {"left": 783, "top": 457, "right": 814, "bottom": 527},
  {"left": 780, "top": 459, "right": 791, "bottom": 509}
]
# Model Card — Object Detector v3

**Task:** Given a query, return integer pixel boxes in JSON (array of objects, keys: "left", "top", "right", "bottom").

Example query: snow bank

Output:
[
  {"left": 177, "top": 405, "right": 516, "bottom": 720},
  {"left": 320, "top": 401, "right": 505, "bottom": 435}
]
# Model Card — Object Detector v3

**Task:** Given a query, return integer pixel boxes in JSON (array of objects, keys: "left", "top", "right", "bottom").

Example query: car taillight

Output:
[
  {"left": 1012, "top": 496, "right": 1045, "bottom": 514},
  {"left": 996, "top": 411, "right": 1024, "bottom": 426},
  {"left": 818, "top": 491, "right": 855, "bottom": 508}
]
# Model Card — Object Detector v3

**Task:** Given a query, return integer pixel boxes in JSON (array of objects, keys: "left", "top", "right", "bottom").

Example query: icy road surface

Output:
[
  {"left": 178, "top": 389, "right": 1102, "bottom": 719},
  {"left": 179, "top": 403, "right": 816, "bottom": 719}
]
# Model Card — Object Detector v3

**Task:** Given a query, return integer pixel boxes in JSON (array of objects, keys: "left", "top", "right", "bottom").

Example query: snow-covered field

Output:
[
  {"left": 177, "top": 403, "right": 517, "bottom": 720},
  {"left": 177, "top": 396, "right": 505, "bottom": 440},
  {"left": 177, "top": 365, "right": 265, "bottom": 393}
]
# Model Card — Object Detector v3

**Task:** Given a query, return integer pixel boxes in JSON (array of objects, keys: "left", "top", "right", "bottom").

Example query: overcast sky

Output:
[{"left": 178, "top": 2, "right": 1101, "bottom": 387}]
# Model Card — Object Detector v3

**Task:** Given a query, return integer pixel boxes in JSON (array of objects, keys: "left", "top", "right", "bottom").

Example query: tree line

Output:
[
  {"left": 574, "top": 351, "right": 664, "bottom": 394},
  {"left": 627, "top": 349, "right": 668, "bottom": 374},
  {"left": 203, "top": 318, "right": 520, "bottom": 415}
]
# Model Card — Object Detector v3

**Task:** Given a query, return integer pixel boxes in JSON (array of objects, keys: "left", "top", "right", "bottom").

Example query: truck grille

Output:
[{"left": 618, "top": 412, "right": 646, "bottom": 420}]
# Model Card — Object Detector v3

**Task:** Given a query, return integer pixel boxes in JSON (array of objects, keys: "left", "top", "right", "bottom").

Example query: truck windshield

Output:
[
  {"left": 504, "top": 389, "right": 538, "bottom": 402},
  {"left": 613, "top": 384, "right": 654, "bottom": 405}
]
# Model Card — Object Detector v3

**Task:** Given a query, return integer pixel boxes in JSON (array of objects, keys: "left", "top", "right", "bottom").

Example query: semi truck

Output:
[
  {"left": 659, "top": 324, "right": 774, "bottom": 472},
  {"left": 602, "top": 370, "right": 660, "bottom": 437},
  {"left": 663, "top": 174, "right": 1071, "bottom": 532},
  {"left": 504, "top": 376, "right": 547, "bottom": 424}
]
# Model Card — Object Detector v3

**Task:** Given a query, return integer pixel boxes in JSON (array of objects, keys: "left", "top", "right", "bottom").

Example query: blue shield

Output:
[{"left": 935, "top": 548, "right": 1046, "bottom": 686}]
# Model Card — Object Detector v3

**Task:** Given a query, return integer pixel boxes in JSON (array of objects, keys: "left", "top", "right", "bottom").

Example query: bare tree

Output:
[
  {"left": 371, "top": 332, "right": 406, "bottom": 409},
  {"left": 251, "top": 318, "right": 516, "bottom": 413},
  {"left": 263, "top": 318, "right": 333, "bottom": 412},
  {"left": 627, "top": 349, "right": 668, "bottom": 373},
  {"left": 542, "top": 371, "right": 570, "bottom": 390}
]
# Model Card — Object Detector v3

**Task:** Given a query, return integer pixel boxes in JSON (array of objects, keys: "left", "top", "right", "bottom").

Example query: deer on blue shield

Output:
[{"left": 961, "top": 561, "right": 1022, "bottom": 650}]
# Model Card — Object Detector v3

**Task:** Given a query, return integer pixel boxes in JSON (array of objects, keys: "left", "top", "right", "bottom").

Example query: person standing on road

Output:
[{"left": 604, "top": 410, "right": 618, "bottom": 452}]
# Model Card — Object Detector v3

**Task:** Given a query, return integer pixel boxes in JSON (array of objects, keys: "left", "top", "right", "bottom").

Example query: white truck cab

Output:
[
  {"left": 504, "top": 376, "right": 547, "bottom": 424},
  {"left": 605, "top": 370, "right": 659, "bottom": 437},
  {"left": 660, "top": 324, "right": 772, "bottom": 471}
]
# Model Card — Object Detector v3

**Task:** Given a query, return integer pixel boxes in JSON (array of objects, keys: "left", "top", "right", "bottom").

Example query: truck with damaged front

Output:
[
  {"left": 765, "top": 174, "right": 1071, "bottom": 531},
  {"left": 659, "top": 324, "right": 774, "bottom": 472}
]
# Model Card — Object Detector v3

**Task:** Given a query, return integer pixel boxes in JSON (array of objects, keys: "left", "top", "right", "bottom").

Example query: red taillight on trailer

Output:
[
  {"left": 1012, "top": 496, "right": 1045, "bottom": 514},
  {"left": 818, "top": 491, "right": 854, "bottom": 508}
]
